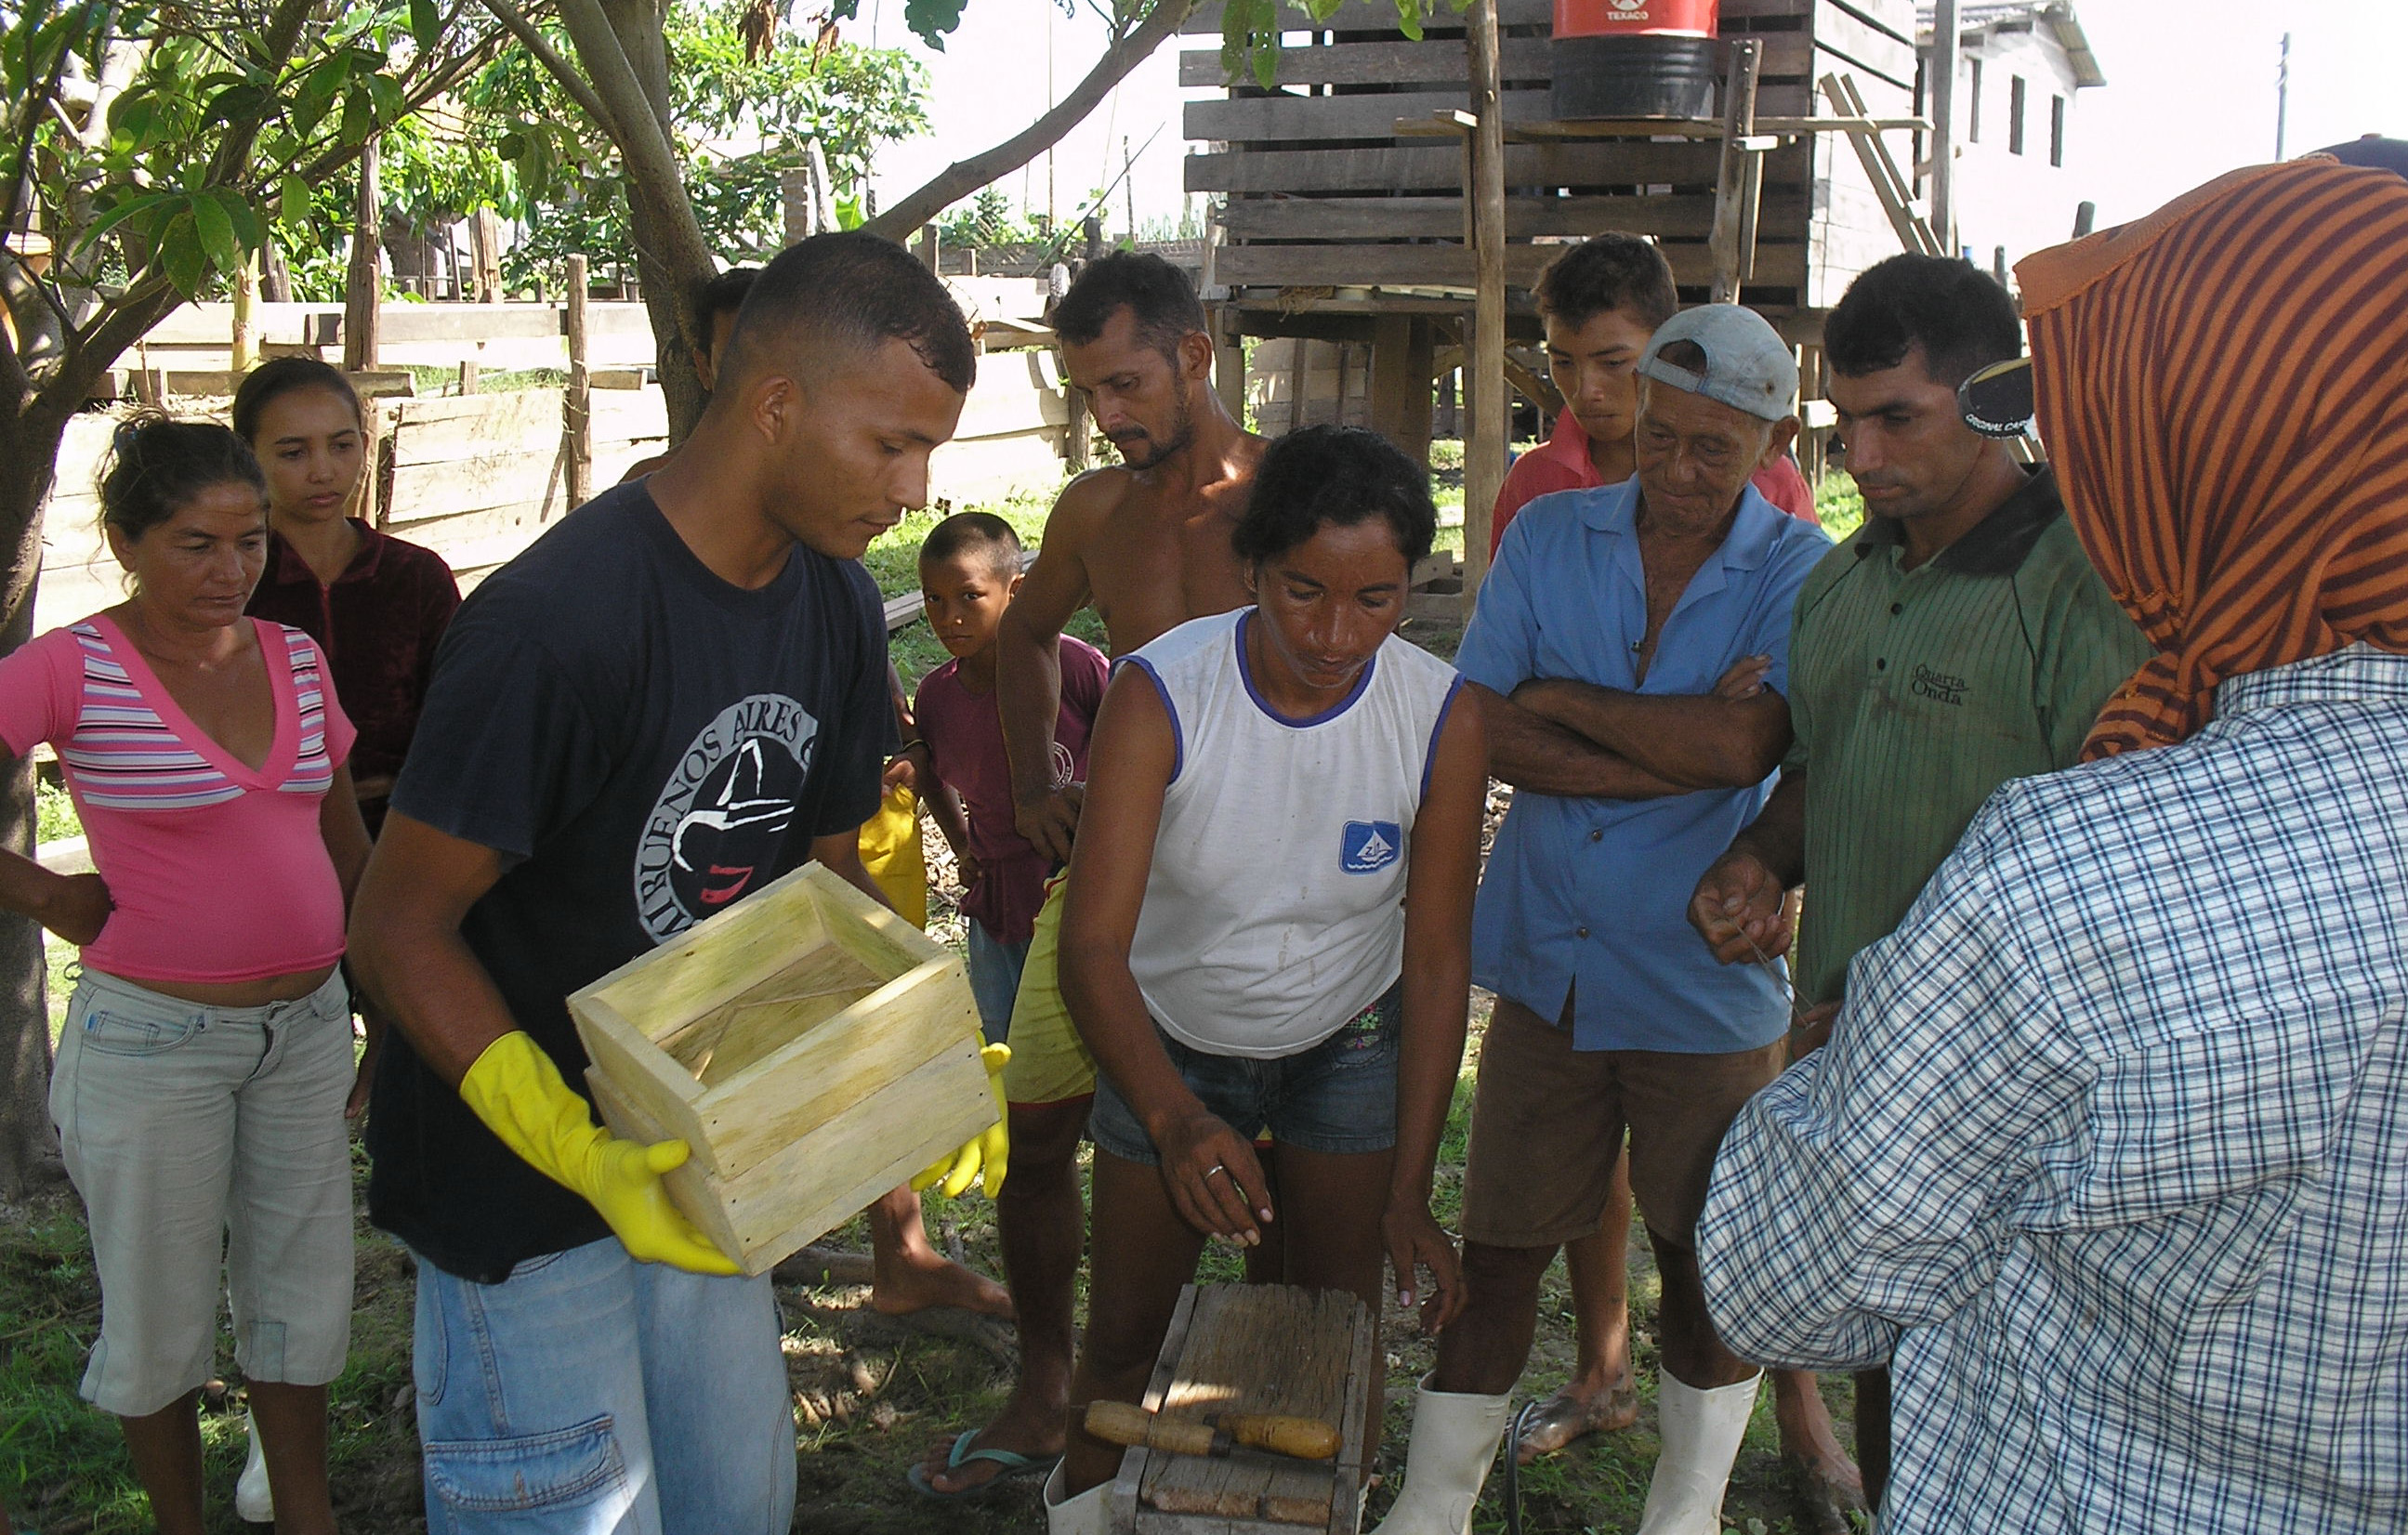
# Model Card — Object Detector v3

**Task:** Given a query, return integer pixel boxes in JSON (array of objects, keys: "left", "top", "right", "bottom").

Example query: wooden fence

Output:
[{"left": 36, "top": 355, "right": 1072, "bottom": 635}]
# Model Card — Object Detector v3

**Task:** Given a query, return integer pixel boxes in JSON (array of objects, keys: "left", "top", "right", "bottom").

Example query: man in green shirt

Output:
[{"left": 1687, "top": 254, "right": 2152, "bottom": 1517}]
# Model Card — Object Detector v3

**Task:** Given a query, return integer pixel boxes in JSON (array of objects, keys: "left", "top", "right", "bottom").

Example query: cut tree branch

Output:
[
  {"left": 476, "top": 0, "right": 615, "bottom": 133},
  {"left": 862, "top": 0, "right": 1196, "bottom": 241}
]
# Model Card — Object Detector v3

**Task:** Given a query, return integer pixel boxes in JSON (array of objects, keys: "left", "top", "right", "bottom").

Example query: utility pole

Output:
[{"left": 2275, "top": 33, "right": 2291, "bottom": 161}]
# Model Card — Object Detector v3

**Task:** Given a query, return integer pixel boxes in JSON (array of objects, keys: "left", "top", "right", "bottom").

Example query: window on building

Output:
[
  {"left": 1968, "top": 58, "right": 1982, "bottom": 142},
  {"left": 2051, "top": 94, "right": 2067, "bottom": 166},
  {"left": 2009, "top": 74, "right": 2027, "bottom": 156}
]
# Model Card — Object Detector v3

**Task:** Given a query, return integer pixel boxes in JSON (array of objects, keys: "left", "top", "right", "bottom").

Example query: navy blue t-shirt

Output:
[{"left": 367, "top": 481, "right": 896, "bottom": 1280}]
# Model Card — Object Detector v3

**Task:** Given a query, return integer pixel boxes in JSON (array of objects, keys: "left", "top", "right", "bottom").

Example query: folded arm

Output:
[
  {"left": 1473, "top": 683, "right": 1695, "bottom": 800},
  {"left": 1512, "top": 676, "right": 1792, "bottom": 791}
]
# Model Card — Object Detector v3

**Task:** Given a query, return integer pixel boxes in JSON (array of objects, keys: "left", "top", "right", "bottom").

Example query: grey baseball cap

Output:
[{"left": 1636, "top": 304, "right": 1799, "bottom": 422}]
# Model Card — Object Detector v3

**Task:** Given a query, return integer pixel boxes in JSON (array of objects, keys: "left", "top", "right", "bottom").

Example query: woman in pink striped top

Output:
[{"left": 0, "top": 416, "right": 371, "bottom": 1535}]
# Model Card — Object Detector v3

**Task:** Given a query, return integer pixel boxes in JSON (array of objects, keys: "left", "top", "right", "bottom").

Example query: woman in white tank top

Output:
[{"left": 1046, "top": 426, "right": 1490, "bottom": 1515}]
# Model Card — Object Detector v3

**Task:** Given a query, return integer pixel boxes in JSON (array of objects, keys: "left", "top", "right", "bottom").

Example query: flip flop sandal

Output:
[{"left": 905, "top": 1429, "right": 1064, "bottom": 1500}]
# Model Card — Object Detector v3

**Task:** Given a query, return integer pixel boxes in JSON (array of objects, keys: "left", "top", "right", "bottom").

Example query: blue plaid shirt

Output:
[{"left": 1699, "top": 646, "right": 2408, "bottom": 1535}]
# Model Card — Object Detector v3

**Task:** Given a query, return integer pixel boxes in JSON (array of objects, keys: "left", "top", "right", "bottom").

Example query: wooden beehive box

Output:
[
  {"left": 570, "top": 861, "right": 993, "bottom": 1277},
  {"left": 1107, "top": 1284, "right": 1380, "bottom": 1535}
]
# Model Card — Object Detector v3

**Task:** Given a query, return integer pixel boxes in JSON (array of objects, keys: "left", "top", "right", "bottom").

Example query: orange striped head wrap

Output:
[{"left": 2016, "top": 159, "right": 2408, "bottom": 760}]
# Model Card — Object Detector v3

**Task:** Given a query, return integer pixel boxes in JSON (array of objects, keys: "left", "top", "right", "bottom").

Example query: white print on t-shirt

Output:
[{"left": 635, "top": 692, "right": 820, "bottom": 941}]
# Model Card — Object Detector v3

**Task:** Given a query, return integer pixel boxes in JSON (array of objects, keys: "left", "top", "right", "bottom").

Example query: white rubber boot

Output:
[
  {"left": 1043, "top": 1461, "right": 1111, "bottom": 1535},
  {"left": 1635, "top": 1371, "right": 1761, "bottom": 1535},
  {"left": 234, "top": 1407, "right": 274, "bottom": 1524},
  {"left": 1367, "top": 1377, "right": 1514, "bottom": 1535}
]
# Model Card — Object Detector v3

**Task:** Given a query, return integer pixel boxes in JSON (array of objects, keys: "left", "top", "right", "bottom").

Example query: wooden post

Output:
[
  {"left": 566, "top": 254, "right": 592, "bottom": 509},
  {"left": 1369, "top": 314, "right": 1435, "bottom": 467},
  {"left": 456, "top": 359, "right": 480, "bottom": 396},
  {"left": 1928, "top": 0, "right": 1960, "bottom": 254},
  {"left": 230, "top": 251, "right": 259, "bottom": 374},
  {"left": 1062, "top": 348, "right": 1090, "bottom": 471},
  {"left": 1285, "top": 339, "right": 1310, "bottom": 433},
  {"left": 1463, "top": 0, "right": 1508, "bottom": 603},
  {"left": 342, "top": 136, "right": 382, "bottom": 374},
  {"left": 915, "top": 225, "right": 940, "bottom": 270},
  {"left": 471, "top": 208, "right": 504, "bottom": 302},
  {"left": 1709, "top": 39, "right": 1763, "bottom": 303},
  {"left": 1213, "top": 308, "right": 1247, "bottom": 424}
]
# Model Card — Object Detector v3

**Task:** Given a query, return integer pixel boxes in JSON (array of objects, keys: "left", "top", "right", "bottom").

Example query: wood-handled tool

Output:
[{"left": 1085, "top": 1400, "right": 1340, "bottom": 1462}]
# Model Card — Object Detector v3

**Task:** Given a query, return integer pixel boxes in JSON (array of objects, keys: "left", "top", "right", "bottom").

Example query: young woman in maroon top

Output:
[{"left": 236, "top": 359, "right": 461, "bottom": 836}]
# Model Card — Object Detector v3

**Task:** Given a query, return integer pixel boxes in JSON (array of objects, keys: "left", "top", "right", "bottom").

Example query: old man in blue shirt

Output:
[{"left": 1372, "top": 305, "right": 1829, "bottom": 1535}]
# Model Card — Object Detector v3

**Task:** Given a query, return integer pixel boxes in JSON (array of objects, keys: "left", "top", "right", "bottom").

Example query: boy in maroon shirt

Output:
[{"left": 902, "top": 513, "right": 1107, "bottom": 1039}]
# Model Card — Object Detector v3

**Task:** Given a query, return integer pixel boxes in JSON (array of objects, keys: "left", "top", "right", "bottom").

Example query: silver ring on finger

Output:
[{"left": 1204, "top": 1163, "right": 1226, "bottom": 1179}]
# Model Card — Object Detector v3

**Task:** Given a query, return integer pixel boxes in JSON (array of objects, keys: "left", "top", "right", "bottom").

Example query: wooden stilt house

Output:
[{"left": 1185, "top": 0, "right": 1925, "bottom": 455}]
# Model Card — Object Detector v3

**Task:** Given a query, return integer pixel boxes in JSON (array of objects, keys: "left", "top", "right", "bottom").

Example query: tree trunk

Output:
[{"left": 0, "top": 407, "right": 64, "bottom": 1197}]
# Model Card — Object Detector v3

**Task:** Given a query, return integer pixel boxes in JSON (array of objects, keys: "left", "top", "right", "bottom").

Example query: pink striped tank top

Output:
[{"left": 0, "top": 615, "right": 358, "bottom": 983}]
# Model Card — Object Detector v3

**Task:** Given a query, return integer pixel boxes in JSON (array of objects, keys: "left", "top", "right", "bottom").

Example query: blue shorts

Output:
[
  {"left": 1088, "top": 985, "right": 1401, "bottom": 1164},
  {"left": 966, "top": 918, "right": 1033, "bottom": 1047}
]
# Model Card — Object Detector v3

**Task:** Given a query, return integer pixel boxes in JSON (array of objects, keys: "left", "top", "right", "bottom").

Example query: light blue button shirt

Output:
[{"left": 1456, "top": 478, "right": 1831, "bottom": 1054}]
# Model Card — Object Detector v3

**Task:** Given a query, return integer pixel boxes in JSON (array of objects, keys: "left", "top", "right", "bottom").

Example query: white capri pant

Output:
[{"left": 50, "top": 966, "right": 355, "bottom": 1416}]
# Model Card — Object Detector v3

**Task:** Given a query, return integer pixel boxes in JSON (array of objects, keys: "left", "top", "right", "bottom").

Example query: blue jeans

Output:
[
  {"left": 410, "top": 1237, "right": 795, "bottom": 1534},
  {"left": 966, "top": 918, "right": 1033, "bottom": 1045},
  {"left": 1088, "top": 984, "right": 1402, "bottom": 1164}
]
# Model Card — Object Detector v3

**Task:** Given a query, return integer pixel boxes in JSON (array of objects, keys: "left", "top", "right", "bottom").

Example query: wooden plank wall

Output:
[
  {"left": 1186, "top": 0, "right": 1921, "bottom": 312},
  {"left": 1247, "top": 338, "right": 1377, "bottom": 433},
  {"left": 33, "top": 354, "right": 1072, "bottom": 635}
]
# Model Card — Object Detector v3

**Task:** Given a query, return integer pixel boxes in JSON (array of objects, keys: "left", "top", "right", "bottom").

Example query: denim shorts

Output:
[
  {"left": 49, "top": 967, "right": 355, "bottom": 1416},
  {"left": 1088, "top": 984, "right": 1402, "bottom": 1164}
]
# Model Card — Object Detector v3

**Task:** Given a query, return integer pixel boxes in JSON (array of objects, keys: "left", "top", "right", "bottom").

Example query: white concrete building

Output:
[{"left": 1916, "top": 3, "right": 2108, "bottom": 282}]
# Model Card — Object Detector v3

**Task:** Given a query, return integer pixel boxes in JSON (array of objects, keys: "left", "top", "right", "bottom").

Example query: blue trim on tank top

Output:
[
  {"left": 1419, "top": 673, "right": 1466, "bottom": 803},
  {"left": 1233, "top": 609, "right": 1378, "bottom": 728},
  {"left": 1116, "top": 655, "right": 1184, "bottom": 782}
]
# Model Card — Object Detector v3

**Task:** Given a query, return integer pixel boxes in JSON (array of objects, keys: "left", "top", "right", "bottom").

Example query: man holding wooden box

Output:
[{"left": 349, "top": 233, "right": 983, "bottom": 1534}]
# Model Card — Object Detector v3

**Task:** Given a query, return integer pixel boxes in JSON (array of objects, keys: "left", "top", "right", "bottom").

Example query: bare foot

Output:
[
  {"left": 1512, "top": 1371, "right": 1639, "bottom": 1463},
  {"left": 1773, "top": 1372, "right": 1866, "bottom": 1535},
  {"left": 910, "top": 1384, "right": 1069, "bottom": 1496},
  {"left": 872, "top": 1244, "right": 1015, "bottom": 1320}
]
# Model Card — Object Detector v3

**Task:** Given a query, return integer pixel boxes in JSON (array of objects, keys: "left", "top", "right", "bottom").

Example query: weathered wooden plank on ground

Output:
[{"left": 1114, "top": 1285, "right": 1377, "bottom": 1534}]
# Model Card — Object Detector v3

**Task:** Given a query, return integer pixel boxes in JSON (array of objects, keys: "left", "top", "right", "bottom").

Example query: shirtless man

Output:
[{"left": 910, "top": 253, "right": 1264, "bottom": 1500}]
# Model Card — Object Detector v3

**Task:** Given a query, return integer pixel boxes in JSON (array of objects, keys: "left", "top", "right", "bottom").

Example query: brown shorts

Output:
[{"left": 1460, "top": 994, "right": 1783, "bottom": 1252}]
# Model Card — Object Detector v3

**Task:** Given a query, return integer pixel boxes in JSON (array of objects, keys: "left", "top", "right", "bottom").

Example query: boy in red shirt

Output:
[
  {"left": 904, "top": 512, "right": 1107, "bottom": 1038},
  {"left": 1490, "top": 236, "right": 1818, "bottom": 559}
]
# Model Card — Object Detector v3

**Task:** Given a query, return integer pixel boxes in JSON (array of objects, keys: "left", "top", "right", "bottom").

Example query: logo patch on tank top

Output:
[{"left": 1340, "top": 820, "right": 1402, "bottom": 874}]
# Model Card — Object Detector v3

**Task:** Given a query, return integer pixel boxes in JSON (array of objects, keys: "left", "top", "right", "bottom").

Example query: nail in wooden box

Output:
[{"left": 570, "top": 861, "right": 993, "bottom": 1277}]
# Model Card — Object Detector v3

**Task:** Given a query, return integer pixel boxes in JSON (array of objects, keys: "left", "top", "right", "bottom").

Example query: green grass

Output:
[
  {"left": 3, "top": 995, "right": 1853, "bottom": 1534},
  {"left": 35, "top": 782, "right": 78, "bottom": 846},
  {"left": 1815, "top": 475, "right": 1866, "bottom": 541},
  {"left": 402, "top": 364, "right": 571, "bottom": 396}
]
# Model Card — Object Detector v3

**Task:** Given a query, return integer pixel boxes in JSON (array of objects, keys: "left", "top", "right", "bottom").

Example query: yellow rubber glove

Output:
[
  {"left": 458, "top": 1031, "right": 741, "bottom": 1276},
  {"left": 912, "top": 1042, "right": 1011, "bottom": 1200}
]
